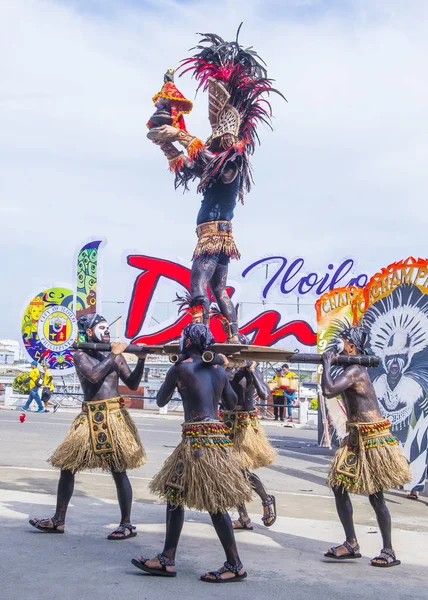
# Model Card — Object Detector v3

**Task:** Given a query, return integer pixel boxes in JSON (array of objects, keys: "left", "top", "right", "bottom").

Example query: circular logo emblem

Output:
[
  {"left": 21, "top": 287, "right": 76, "bottom": 374},
  {"left": 37, "top": 305, "right": 77, "bottom": 353}
]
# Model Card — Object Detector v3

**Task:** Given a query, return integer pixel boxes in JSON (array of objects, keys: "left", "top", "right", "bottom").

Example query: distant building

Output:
[
  {"left": 0, "top": 340, "right": 23, "bottom": 362},
  {"left": 0, "top": 349, "right": 14, "bottom": 365}
]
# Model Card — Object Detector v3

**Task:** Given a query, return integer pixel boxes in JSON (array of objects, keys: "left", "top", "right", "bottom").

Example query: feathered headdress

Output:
[
  {"left": 328, "top": 318, "right": 370, "bottom": 355},
  {"left": 178, "top": 24, "right": 286, "bottom": 199}
]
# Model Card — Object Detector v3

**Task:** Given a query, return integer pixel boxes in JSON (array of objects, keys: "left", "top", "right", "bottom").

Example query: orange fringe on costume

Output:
[{"left": 187, "top": 138, "right": 204, "bottom": 160}]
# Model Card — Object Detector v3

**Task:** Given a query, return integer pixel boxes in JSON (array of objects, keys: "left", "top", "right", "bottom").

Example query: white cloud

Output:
[{"left": 0, "top": 0, "right": 427, "bottom": 338}]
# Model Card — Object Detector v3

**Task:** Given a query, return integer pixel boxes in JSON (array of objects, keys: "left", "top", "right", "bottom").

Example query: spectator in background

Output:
[
  {"left": 21, "top": 361, "right": 44, "bottom": 412},
  {"left": 271, "top": 367, "right": 286, "bottom": 422},
  {"left": 41, "top": 364, "right": 59, "bottom": 413},
  {"left": 282, "top": 364, "right": 298, "bottom": 422}
]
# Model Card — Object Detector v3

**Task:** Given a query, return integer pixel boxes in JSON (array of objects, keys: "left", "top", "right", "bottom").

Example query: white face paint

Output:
[
  {"left": 92, "top": 322, "right": 110, "bottom": 342},
  {"left": 332, "top": 338, "right": 345, "bottom": 354}
]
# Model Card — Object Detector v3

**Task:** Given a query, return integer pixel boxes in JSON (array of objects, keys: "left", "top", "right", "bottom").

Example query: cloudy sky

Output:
[{"left": 1, "top": 0, "right": 427, "bottom": 339}]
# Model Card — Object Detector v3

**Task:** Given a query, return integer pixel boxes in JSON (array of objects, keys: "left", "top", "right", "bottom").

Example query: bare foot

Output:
[{"left": 137, "top": 555, "right": 175, "bottom": 574}]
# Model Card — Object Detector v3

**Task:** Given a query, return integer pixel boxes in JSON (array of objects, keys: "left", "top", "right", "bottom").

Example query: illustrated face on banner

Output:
[
  {"left": 21, "top": 288, "right": 76, "bottom": 372},
  {"left": 20, "top": 239, "right": 106, "bottom": 373},
  {"left": 364, "top": 285, "right": 428, "bottom": 430}
]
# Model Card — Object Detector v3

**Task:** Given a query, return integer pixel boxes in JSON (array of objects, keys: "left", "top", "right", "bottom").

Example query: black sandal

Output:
[
  {"left": 371, "top": 548, "right": 401, "bottom": 568},
  {"left": 325, "top": 541, "right": 361, "bottom": 559},
  {"left": 201, "top": 561, "right": 247, "bottom": 583},
  {"left": 107, "top": 523, "right": 137, "bottom": 540},
  {"left": 29, "top": 516, "right": 65, "bottom": 534},
  {"left": 261, "top": 495, "right": 277, "bottom": 527},
  {"left": 131, "top": 553, "right": 176, "bottom": 577},
  {"left": 233, "top": 517, "right": 254, "bottom": 531}
]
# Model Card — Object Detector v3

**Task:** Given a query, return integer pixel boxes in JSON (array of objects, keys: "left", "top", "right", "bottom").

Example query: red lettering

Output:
[
  {"left": 240, "top": 310, "right": 317, "bottom": 347},
  {"left": 126, "top": 255, "right": 317, "bottom": 348}
]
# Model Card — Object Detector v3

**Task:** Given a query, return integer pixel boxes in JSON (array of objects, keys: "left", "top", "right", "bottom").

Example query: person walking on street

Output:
[
  {"left": 21, "top": 361, "right": 44, "bottom": 412},
  {"left": 41, "top": 364, "right": 59, "bottom": 413},
  {"left": 271, "top": 367, "right": 286, "bottom": 421},
  {"left": 282, "top": 364, "right": 298, "bottom": 422}
]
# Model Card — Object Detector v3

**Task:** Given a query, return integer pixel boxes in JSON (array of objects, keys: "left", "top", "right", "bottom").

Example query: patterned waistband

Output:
[
  {"left": 221, "top": 410, "right": 258, "bottom": 430},
  {"left": 196, "top": 220, "right": 233, "bottom": 238},
  {"left": 347, "top": 419, "right": 391, "bottom": 438},
  {"left": 82, "top": 397, "right": 124, "bottom": 413},
  {"left": 182, "top": 421, "right": 231, "bottom": 438}
]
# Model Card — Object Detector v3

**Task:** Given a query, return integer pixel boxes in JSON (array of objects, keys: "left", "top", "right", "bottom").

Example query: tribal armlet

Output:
[{"left": 176, "top": 130, "right": 204, "bottom": 160}]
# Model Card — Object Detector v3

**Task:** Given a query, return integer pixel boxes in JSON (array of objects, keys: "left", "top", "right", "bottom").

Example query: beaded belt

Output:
[
  {"left": 83, "top": 397, "right": 124, "bottom": 455},
  {"left": 221, "top": 410, "right": 258, "bottom": 429},
  {"left": 182, "top": 421, "right": 233, "bottom": 449},
  {"left": 196, "top": 220, "right": 233, "bottom": 238}
]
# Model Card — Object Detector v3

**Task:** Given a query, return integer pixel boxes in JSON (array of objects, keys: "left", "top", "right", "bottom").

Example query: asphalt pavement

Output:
[{"left": 0, "top": 409, "right": 427, "bottom": 600}]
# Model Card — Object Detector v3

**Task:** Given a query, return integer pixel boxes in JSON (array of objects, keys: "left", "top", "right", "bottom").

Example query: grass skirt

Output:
[
  {"left": 49, "top": 397, "right": 146, "bottom": 473},
  {"left": 221, "top": 410, "right": 277, "bottom": 470},
  {"left": 150, "top": 421, "right": 252, "bottom": 513},
  {"left": 327, "top": 419, "right": 411, "bottom": 495}
]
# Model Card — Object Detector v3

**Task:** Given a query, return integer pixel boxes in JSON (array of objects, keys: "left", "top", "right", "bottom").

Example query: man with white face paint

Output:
[
  {"left": 321, "top": 322, "right": 411, "bottom": 568},
  {"left": 29, "top": 314, "right": 147, "bottom": 539}
]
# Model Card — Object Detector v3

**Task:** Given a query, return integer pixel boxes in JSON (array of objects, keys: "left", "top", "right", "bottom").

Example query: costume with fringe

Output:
[
  {"left": 150, "top": 421, "right": 252, "bottom": 513},
  {"left": 193, "top": 220, "right": 240, "bottom": 260},
  {"left": 327, "top": 419, "right": 411, "bottom": 495},
  {"left": 49, "top": 397, "right": 146, "bottom": 473},
  {"left": 221, "top": 409, "right": 276, "bottom": 470}
]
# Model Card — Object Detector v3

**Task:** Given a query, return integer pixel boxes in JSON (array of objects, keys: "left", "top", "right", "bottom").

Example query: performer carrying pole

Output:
[
  {"left": 147, "top": 27, "right": 284, "bottom": 340},
  {"left": 132, "top": 323, "right": 252, "bottom": 582},
  {"left": 220, "top": 334, "right": 277, "bottom": 530},
  {"left": 321, "top": 322, "right": 411, "bottom": 567},
  {"left": 29, "top": 314, "right": 147, "bottom": 539}
]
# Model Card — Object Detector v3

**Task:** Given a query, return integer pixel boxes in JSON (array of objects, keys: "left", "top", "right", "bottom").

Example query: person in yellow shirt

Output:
[
  {"left": 282, "top": 364, "right": 298, "bottom": 422},
  {"left": 271, "top": 367, "right": 286, "bottom": 421},
  {"left": 41, "top": 365, "right": 59, "bottom": 413},
  {"left": 21, "top": 361, "right": 45, "bottom": 412}
]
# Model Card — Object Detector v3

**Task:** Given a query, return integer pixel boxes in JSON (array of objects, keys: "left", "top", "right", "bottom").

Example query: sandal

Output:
[
  {"left": 29, "top": 516, "right": 65, "bottom": 534},
  {"left": 201, "top": 561, "right": 247, "bottom": 583},
  {"left": 324, "top": 541, "right": 361, "bottom": 560},
  {"left": 371, "top": 548, "right": 401, "bottom": 568},
  {"left": 407, "top": 492, "right": 419, "bottom": 500},
  {"left": 232, "top": 517, "right": 254, "bottom": 531},
  {"left": 131, "top": 553, "right": 176, "bottom": 577},
  {"left": 107, "top": 523, "right": 137, "bottom": 540},
  {"left": 261, "top": 495, "right": 277, "bottom": 528}
]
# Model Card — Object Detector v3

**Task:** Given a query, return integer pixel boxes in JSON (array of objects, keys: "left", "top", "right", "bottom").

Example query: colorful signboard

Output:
[{"left": 316, "top": 257, "right": 428, "bottom": 490}]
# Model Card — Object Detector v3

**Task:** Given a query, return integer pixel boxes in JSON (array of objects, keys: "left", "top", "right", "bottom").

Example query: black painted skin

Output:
[
  {"left": 321, "top": 338, "right": 396, "bottom": 565},
  {"left": 30, "top": 322, "right": 146, "bottom": 537}
]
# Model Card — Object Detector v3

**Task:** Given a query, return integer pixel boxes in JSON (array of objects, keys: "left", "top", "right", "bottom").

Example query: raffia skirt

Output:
[
  {"left": 150, "top": 421, "right": 252, "bottom": 513},
  {"left": 327, "top": 419, "right": 411, "bottom": 495},
  {"left": 221, "top": 410, "right": 277, "bottom": 470},
  {"left": 49, "top": 397, "right": 146, "bottom": 473}
]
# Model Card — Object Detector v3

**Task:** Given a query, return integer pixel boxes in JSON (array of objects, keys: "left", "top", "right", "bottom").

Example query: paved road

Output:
[{"left": 0, "top": 409, "right": 427, "bottom": 600}]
